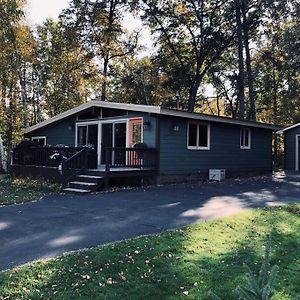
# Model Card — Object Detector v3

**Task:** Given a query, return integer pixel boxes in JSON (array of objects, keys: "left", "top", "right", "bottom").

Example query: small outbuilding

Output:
[{"left": 282, "top": 123, "right": 300, "bottom": 171}]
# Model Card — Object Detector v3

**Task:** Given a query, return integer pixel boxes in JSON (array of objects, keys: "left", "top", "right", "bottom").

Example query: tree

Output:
[
  {"left": 137, "top": 0, "right": 237, "bottom": 112},
  {"left": 0, "top": 0, "right": 26, "bottom": 168},
  {"left": 36, "top": 18, "right": 100, "bottom": 117},
  {"left": 110, "top": 55, "right": 176, "bottom": 106},
  {"left": 62, "top": 0, "right": 139, "bottom": 102}
]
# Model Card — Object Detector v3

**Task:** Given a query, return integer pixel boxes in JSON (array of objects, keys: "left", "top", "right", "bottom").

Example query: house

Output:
[
  {"left": 11, "top": 101, "right": 282, "bottom": 192},
  {"left": 281, "top": 123, "right": 300, "bottom": 171}
]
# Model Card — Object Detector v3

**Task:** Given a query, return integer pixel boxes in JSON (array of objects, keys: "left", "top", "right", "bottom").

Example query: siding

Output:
[
  {"left": 284, "top": 126, "right": 300, "bottom": 170},
  {"left": 26, "top": 116, "right": 76, "bottom": 146},
  {"left": 159, "top": 116, "right": 273, "bottom": 176}
]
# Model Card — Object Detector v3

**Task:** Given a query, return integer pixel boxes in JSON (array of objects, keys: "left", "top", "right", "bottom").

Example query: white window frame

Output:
[
  {"left": 187, "top": 122, "right": 210, "bottom": 150},
  {"left": 31, "top": 136, "right": 47, "bottom": 146},
  {"left": 240, "top": 128, "right": 251, "bottom": 149},
  {"left": 296, "top": 134, "right": 300, "bottom": 171},
  {"left": 75, "top": 117, "right": 144, "bottom": 168}
]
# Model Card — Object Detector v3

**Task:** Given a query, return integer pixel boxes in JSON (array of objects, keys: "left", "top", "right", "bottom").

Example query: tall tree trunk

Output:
[
  {"left": 20, "top": 61, "right": 29, "bottom": 127},
  {"left": 272, "top": 59, "right": 279, "bottom": 166},
  {"left": 6, "top": 84, "right": 15, "bottom": 172},
  {"left": 188, "top": 76, "right": 202, "bottom": 112},
  {"left": 101, "top": 56, "right": 109, "bottom": 102},
  {"left": 0, "top": 134, "right": 5, "bottom": 172},
  {"left": 235, "top": 0, "right": 245, "bottom": 120},
  {"left": 241, "top": 0, "right": 256, "bottom": 121}
]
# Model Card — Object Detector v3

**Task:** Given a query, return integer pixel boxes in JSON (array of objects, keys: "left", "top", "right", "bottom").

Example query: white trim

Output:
[
  {"left": 240, "top": 128, "right": 251, "bottom": 150},
  {"left": 296, "top": 135, "right": 300, "bottom": 171},
  {"left": 24, "top": 100, "right": 282, "bottom": 134},
  {"left": 187, "top": 122, "right": 210, "bottom": 150},
  {"left": 281, "top": 122, "right": 300, "bottom": 132},
  {"left": 31, "top": 136, "right": 47, "bottom": 145}
]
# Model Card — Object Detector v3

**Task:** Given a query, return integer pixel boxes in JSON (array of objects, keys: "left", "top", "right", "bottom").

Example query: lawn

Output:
[
  {"left": 0, "top": 205, "right": 299, "bottom": 300},
  {"left": 0, "top": 174, "right": 61, "bottom": 206}
]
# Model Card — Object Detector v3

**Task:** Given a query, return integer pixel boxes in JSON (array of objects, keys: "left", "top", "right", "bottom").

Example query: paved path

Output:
[{"left": 0, "top": 174, "right": 299, "bottom": 271}]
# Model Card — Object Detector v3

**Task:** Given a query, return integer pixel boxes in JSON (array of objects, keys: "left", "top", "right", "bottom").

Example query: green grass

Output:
[
  {"left": 0, "top": 175, "right": 61, "bottom": 206},
  {"left": 0, "top": 205, "right": 299, "bottom": 300}
]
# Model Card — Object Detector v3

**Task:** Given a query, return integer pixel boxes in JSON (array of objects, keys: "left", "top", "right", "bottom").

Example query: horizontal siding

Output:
[
  {"left": 159, "top": 117, "right": 273, "bottom": 175},
  {"left": 25, "top": 116, "right": 76, "bottom": 147},
  {"left": 284, "top": 126, "right": 300, "bottom": 170}
]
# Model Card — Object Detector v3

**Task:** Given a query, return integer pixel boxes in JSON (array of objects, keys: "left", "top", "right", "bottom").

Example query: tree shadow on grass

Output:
[{"left": 0, "top": 206, "right": 299, "bottom": 300}]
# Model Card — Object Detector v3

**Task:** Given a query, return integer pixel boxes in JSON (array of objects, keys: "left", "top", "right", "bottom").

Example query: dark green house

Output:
[{"left": 11, "top": 101, "right": 281, "bottom": 192}]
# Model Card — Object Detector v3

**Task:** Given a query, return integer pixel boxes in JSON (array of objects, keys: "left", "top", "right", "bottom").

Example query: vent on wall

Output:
[{"left": 209, "top": 169, "right": 226, "bottom": 182}]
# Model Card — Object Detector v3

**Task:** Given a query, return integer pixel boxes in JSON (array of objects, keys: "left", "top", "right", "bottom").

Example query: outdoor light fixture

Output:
[
  {"left": 68, "top": 124, "right": 75, "bottom": 131},
  {"left": 143, "top": 120, "right": 151, "bottom": 130}
]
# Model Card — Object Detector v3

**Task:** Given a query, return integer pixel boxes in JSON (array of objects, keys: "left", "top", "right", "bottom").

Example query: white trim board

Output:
[
  {"left": 281, "top": 122, "right": 300, "bottom": 132},
  {"left": 296, "top": 134, "right": 300, "bottom": 171},
  {"left": 24, "top": 100, "right": 282, "bottom": 134}
]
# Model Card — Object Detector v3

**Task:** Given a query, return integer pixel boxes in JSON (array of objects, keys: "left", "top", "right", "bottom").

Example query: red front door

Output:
[
  {"left": 129, "top": 119, "right": 143, "bottom": 165},
  {"left": 129, "top": 118, "right": 143, "bottom": 146}
]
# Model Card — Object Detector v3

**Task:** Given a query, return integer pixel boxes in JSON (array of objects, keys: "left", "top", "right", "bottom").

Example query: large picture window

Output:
[
  {"left": 240, "top": 128, "right": 251, "bottom": 149},
  {"left": 187, "top": 122, "right": 210, "bottom": 150}
]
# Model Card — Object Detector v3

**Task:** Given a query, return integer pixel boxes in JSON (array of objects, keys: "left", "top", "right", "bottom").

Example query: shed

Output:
[{"left": 282, "top": 123, "right": 300, "bottom": 171}]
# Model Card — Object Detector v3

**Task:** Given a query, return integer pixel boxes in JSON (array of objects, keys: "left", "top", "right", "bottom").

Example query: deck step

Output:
[
  {"left": 69, "top": 181, "right": 97, "bottom": 186},
  {"left": 77, "top": 175, "right": 104, "bottom": 179},
  {"left": 63, "top": 188, "right": 91, "bottom": 193}
]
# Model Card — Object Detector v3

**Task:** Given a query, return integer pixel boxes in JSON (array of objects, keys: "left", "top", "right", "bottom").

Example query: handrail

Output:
[
  {"left": 61, "top": 147, "right": 91, "bottom": 186},
  {"left": 63, "top": 147, "right": 87, "bottom": 166}
]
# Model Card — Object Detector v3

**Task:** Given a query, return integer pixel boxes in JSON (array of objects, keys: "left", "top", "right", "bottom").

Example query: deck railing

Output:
[
  {"left": 105, "top": 147, "right": 157, "bottom": 172},
  {"left": 12, "top": 146, "right": 86, "bottom": 167}
]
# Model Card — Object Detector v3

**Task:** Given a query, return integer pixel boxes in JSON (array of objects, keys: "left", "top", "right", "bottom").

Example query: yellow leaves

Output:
[
  {"left": 176, "top": 3, "right": 188, "bottom": 15},
  {"left": 15, "top": 25, "right": 38, "bottom": 60}
]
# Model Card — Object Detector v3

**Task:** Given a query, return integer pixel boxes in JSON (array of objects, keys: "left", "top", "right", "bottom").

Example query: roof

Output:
[
  {"left": 24, "top": 100, "right": 282, "bottom": 134},
  {"left": 280, "top": 123, "right": 300, "bottom": 132}
]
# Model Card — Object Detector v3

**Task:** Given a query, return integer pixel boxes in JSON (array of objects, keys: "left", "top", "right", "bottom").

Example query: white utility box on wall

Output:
[{"left": 209, "top": 169, "right": 226, "bottom": 182}]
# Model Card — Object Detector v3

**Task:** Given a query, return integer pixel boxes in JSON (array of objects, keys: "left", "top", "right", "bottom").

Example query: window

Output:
[
  {"left": 77, "top": 124, "right": 98, "bottom": 150},
  {"left": 240, "top": 128, "right": 251, "bottom": 149},
  {"left": 187, "top": 122, "right": 210, "bottom": 150},
  {"left": 32, "top": 136, "right": 46, "bottom": 146}
]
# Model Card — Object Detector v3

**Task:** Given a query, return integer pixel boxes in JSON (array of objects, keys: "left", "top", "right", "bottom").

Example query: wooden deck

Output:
[{"left": 11, "top": 146, "right": 158, "bottom": 192}]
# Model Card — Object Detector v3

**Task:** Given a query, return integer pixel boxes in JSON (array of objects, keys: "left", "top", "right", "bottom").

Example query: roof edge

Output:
[
  {"left": 280, "top": 122, "right": 300, "bottom": 132},
  {"left": 24, "top": 101, "right": 161, "bottom": 134},
  {"left": 160, "top": 108, "right": 282, "bottom": 131},
  {"left": 23, "top": 100, "right": 282, "bottom": 134}
]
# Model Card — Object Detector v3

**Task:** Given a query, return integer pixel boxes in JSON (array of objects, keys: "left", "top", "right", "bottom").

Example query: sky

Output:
[
  {"left": 26, "top": 0, "right": 70, "bottom": 25},
  {"left": 25, "top": 0, "right": 153, "bottom": 52}
]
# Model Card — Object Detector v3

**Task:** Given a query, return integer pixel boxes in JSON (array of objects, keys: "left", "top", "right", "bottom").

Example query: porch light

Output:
[
  {"left": 143, "top": 120, "right": 151, "bottom": 130},
  {"left": 68, "top": 124, "right": 75, "bottom": 131},
  {"left": 172, "top": 124, "right": 179, "bottom": 131}
]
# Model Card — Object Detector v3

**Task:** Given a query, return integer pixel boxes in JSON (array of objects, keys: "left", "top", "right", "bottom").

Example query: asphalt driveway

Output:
[{"left": 0, "top": 173, "right": 299, "bottom": 271}]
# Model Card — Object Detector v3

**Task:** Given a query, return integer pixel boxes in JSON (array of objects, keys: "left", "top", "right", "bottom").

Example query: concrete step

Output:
[{"left": 63, "top": 188, "right": 91, "bottom": 193}]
